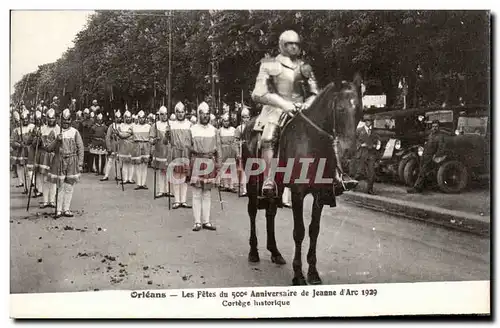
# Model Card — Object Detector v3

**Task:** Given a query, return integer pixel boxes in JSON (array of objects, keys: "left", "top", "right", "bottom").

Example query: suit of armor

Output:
[{"left": 251, "top": 30, "right": 318, "bottom": 196}]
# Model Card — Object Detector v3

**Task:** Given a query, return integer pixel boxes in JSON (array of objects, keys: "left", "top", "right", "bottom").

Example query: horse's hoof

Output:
[
  {"left": 248, "top": 252, "right": 260, "bottom": 263},
  {"left": 307, "top": 273, "right": 322, "bottom": 285},
  {"left": 271, "top": 254, "right": 286, "bottom": 265},
  {"left": 292, "top": 277, "right": 307, "bottom": 286}
]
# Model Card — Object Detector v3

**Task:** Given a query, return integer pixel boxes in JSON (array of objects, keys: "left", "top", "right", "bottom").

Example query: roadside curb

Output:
[{"left": 341, "top": 191, "right": 490, "bottom": 237}]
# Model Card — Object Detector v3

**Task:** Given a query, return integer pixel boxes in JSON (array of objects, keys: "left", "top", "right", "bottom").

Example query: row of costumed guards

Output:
[{"left": 99, "top": 101, "right": 250, "bottom": 212}]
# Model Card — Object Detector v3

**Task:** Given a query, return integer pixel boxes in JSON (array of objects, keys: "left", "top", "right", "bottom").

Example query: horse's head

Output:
[{"left": 310, "top": 74, "right": 363, "bottom": 159}]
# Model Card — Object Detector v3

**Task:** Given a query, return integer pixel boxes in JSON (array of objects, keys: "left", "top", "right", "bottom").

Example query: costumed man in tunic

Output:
[
  {"left": 50, "top": 96, "right": 60, "bottom": 116},
  {"left": 168, "top": 102, "right": 192, "bottom": 209},
  {"left": 131, "top": 110, "right": 151, "bottom": 190},
  {"left": 101, "top": 110, "right": 122, "bottom": 181},
  {"left": 218, "top": 113, "right": 238, "bottom": 193},
  {"left": 189, "top": 102, "right": 221, "bottom": 231},
  {"left": 39, "top": 109, "right": 60, "bottom": 208},
  {"left": 72, "top": 110, "right": 83, "bottom": 130},
  {"left": 81, "top": 108, "right": 93, "bottom": 173},
  {"left": 69, "top": 98, "right": 77, "bottom": 113},
  {"left": 117, "top": 110, "right": 135, "bottom": 184},
  {"left": 28, "top": 110, "right": 44, "bottom": 198},
  {"left": 10, "top": 111, "right": 20, "bottom": 180},
  {"left": 90, "top": 113, "right": 108, "bottom": 176},
  {"left": 251, "top": 30, "right": 357, "bottom": 198},
  {"left": 47, "top": 108, "right": 84, "bottom": 218},
  {"left": 11, "top": 109, "right": 35, "bottom": 191},
  {"left": 150, "top": 106, "right": 172, "bottom": 198},
  {"left": 234, "top": 107, "right": 251, "bottom": 197}
]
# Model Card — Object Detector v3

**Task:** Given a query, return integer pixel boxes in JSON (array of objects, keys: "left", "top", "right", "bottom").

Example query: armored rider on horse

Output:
[{"left": 251, "top": 30, "right": 358, "bottom": 198}]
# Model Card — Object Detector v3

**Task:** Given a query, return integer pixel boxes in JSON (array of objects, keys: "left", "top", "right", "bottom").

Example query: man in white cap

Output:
[
  {"left": 117, "top": 110, "right": 135, "bottom": 184},
  {"left": 131, "top": 110, "right": 151, "bottom": 190},
  {"left": 150, "top": 106, "right": 172, "bottom": 197},
  {"left": 11, "top": 109, "right": 35, "bottom": 191},
  {"left": 81, "top": 108, "right": 93, "bottom": 173},
  {"left": 90, "top": 99, "right": 99, "bottom": 113},
  {"left": 90, "top": 113, "right": 108, "bottom": 176},
  {"left": 10, "top": 111, "right": 20, "bottom": 180},
  {"left": 72, "top": 110, "right": 83, "bottom": 131},
  {"left": 188, "top": 102, "right": 221, "bottom": 231},
  {"left": 50, "top": 96, "right": 60, "bottom": 116},
  {"left": 39, "top": 108, "right": 60, "bottom": 209},
  {"left": 251, "top": 30, "right": 319, "bottom": 198},
  {"left": 101, "top": 110, "right": 122, "bottom": 181},
  {"left": 169, "top": 101, "right": 192, "bottom": 209},
  {"left": 47, "top": 108, "right": 84, "bottom": 218},
  {"left": 69, "top": 98, "right": 77, "bottom": 113},
  {"left": 218, "top": 113, "right": 237, "bottom": 193},
  {"left": 234, "top": 107, "right": 251, "bottom": 197}
]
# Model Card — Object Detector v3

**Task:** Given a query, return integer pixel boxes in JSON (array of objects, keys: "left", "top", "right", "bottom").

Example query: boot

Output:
[{"left": 261, "top": 148, "right": 278, "bottom": 198}]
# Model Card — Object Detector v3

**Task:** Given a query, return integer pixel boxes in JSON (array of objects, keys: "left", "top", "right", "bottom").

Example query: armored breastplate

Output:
[{"left": 271, "top": 56, "right": 305, "bottom": 103}]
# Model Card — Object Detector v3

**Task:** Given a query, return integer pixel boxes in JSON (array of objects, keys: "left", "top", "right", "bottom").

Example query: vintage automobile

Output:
[
  {"left": 369, "top": 107, "right": 431, "bottom": 183},
  {"left": 402, "top": 108, "right": 490, "bottom": 193}
]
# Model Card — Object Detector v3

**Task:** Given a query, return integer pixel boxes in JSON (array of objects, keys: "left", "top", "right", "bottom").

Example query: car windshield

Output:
[
  {"left": 456, "top": 116, "right": 488, "bottom": 136},
  {"left": 373, "top": 118, "right": 395, "bottom": 130}
]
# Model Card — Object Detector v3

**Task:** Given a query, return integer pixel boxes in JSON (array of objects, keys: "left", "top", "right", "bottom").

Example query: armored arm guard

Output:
[
  {"left": 251, "top": 59, "right": 294, "bottom": 110},
  {"left": 301, "top": 63, "right": 319, "bottom": 108}
]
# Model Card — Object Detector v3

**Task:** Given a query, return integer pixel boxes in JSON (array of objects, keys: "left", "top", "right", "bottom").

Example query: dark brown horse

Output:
[{"left": 241, "top": 75, "right": 363, "bottom": 285}]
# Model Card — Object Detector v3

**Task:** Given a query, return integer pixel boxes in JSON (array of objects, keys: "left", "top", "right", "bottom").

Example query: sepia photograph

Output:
[{"left": 9, "top": 8, "right": 491, "bottom": 318}]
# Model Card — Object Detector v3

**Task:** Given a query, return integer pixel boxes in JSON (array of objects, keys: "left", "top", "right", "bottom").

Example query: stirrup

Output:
[{"left": 339, "top": 173, "right": 359, "bottom": 191}]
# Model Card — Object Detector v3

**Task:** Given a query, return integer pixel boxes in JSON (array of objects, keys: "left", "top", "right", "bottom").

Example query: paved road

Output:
[{"left": 10, "top": 169, "right": 490, "bottom": 294}]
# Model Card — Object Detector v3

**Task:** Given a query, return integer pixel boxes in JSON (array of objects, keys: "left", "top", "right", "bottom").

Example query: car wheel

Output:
[
  {"left": 403, "top": 158, "right": 419, "bottom": 187},
  {"left": 398, "top": 157, "right": 413, "bottom": 184},
  {"left": 436, "top": 160, "right": 469, "bottom": 194}
]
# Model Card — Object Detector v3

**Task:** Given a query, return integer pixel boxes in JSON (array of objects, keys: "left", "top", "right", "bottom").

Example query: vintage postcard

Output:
[{"left": 9, "top": 7, "right": 491, "bottom": 319}]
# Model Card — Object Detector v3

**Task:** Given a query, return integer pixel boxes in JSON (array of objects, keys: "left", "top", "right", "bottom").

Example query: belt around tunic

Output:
[{"left": 191, "top": 152, "right": 215, "bottom": 158}]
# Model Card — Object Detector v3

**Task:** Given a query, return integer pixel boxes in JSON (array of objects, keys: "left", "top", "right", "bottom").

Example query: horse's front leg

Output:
[
  {"left": 307, "top": 193, "right": 323, "bottom": 285},
  {"left": 266, "top": 203, "right": 286, "bottom": 265},
  {"left": 291, "top": 190, "right": 307, "bottom": 285},
  {"left": 248, "top": 191, "right": 260, "bottom": 263}
]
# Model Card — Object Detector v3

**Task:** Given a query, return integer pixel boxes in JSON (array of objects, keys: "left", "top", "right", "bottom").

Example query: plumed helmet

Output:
[
  {"left": 158, "top": 106, "right": 168, "bottom": 114},
  {"left": 47, "top": 108, "right": 56, "bottom": 119},
  {"left": 138, "top": 110, "right": 145, "bottom": 118},
  {"left": 221, "top": 113, "right": 229, "bottom": 121},
  {"left": 124, "top": 110, "right": 131, "bottom": 118},
  {"left": 76, "top": 110, "right": 82, "bottom": 117},
  {"left": 174, "top": 101, "right": 185, "bottom": 112},
  {"left": 115, "top": 110, "right": 122, "bottom": 118},
  {"left": 90, "top": 112, "right": 95, "bottom": 118},
  {"left": 197, "top": 102, "right": 210, "bottom": 114},
  {"left": 35, "top": 111, "right": 42, "bottom": 119},
  {"left": 241, "top": 108, "right": 250, "bottom": 117},
  {"left": 83, "top": 108, "right": 90, "bottom": 114},
  {"left": 62, "top": 108, "right": 71, "bottom": 120},
  {"left": 97, "top": 113, "right": 103, "bottom": 120},
  {"left": 279, "top": 30, "right": 300, "bottom": 54}
]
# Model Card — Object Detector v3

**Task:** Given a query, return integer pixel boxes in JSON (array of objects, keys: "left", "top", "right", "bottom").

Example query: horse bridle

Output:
[{"left": 293, "top": 100, "right": 345, "bottom": 174}]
